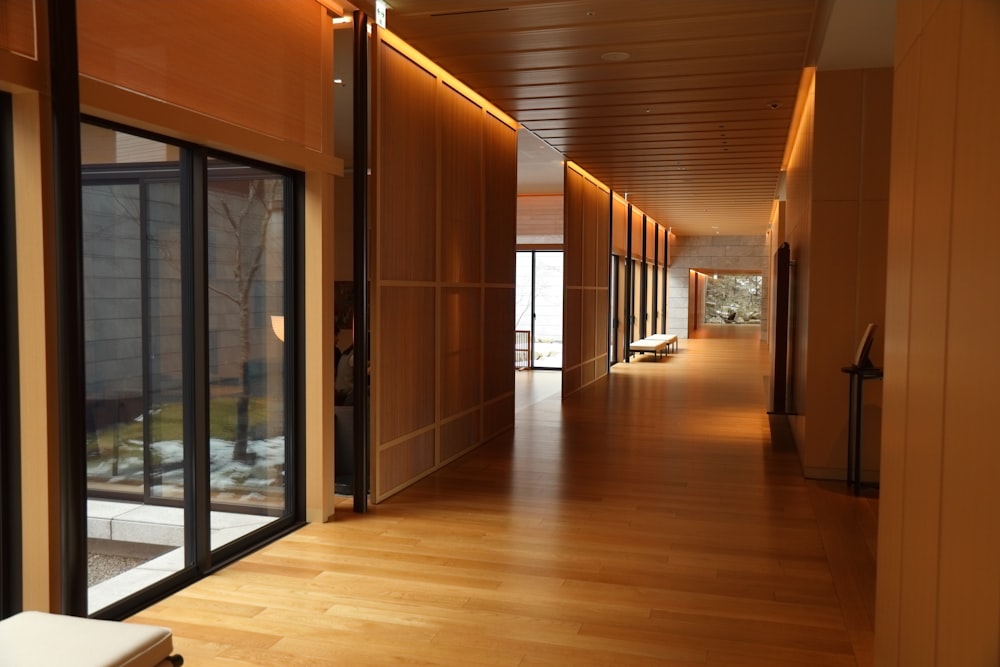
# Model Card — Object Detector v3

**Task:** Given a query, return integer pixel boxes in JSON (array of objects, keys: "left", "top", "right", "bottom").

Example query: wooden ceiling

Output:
[{"left": 351, "top": 0, "right": 825, "bottom": 235}]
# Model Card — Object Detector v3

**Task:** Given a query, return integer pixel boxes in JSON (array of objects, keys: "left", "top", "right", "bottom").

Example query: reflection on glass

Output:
[
  {"left": 207, "top": 158, "right": 286, "bottom": 546},
  {"left": 81, "top": 129, "right": 291, "bottom": 612},
  {"left": 515, "top": 251, "right": 564, "bottom": 369},
  {"left": 532, "top": 252, "right": 563, "bottom": 369},
  {"left": 82, "top": 128, "right": 185, "bottom": 612}
]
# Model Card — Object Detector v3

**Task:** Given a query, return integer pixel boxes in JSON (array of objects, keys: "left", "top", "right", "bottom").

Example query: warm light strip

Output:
[
  {"left": 780, "top": 66, "right": 815, "bottom": 172},
  {"left": 377, "top": 28, "right": 518, "bottom": 131},
  {"left": 314, "top": 0, "right": 345, "bottom": 18},
  {"left": 566, "top": 160, "right": 611, "bottom": 194}
]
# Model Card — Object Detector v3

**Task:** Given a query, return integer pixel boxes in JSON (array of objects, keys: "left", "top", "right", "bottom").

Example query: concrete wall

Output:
[{"left": 666, "top": 234, "right": 768, "bottom": 340}]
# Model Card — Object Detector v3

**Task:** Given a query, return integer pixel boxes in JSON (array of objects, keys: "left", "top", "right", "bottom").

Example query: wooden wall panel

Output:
[
  {"left": 483, "top": 287, "right": 515, "bottom": 401},
  {"left": 582, "top": 183, "right": 598, "bottom": 287},
  {"left": 0, "top": 0, "right": 35, "bottom": 57},
  {"left": 562, "top": 165, "right": 610, "bottom": 397},
  {"left": 379, "top": 46, "right": 437, "bottom": 282},
  {"left": 77, "top": 0, "right": 324, "bottom": 150},
  {"left": 611, "top": 196, "right": 628, "bottom": 255},
  {"left": 659, "top": 230, "right": 668, "bottom": 267},
  {"left": 440, "top": 85, "right": 483, "bottom": 284},
  {"left": 483, "top": 395, "right": 514, "bottom": 440},
  {"left": 440, "top": 411, "right": 480, "bottom": 462},
  {"left": 597, "top": 203, "right": 611, "bottom": 286},
  {"left": 378, "top": 432, "right": 436, "bottom": 494},
  {"left": 440, "top": 286, "right": 482, "bottom": 418},
  {"left": 581, "top": 286, "right": 596, "bottom": 363},
  {"left": 562, "top": 287, "right": 582, "bottom": 369},
  {"left": 373, "top": 32, "right": 517, "bottom": 503},
  {"left": 562, "top": 366, "right": 581, "bottom": 396},
  {"left": 645, "top": 220, "right": 657, "bottom": 262},
  {"left": 595, "top": 289, "right": 609, "bottom": 358},
  {"left": 630, "top": 209, "right": 645, "bottom": 260},
  {"left": 877, "top": 4, "right": 1000, "bottom": 663},
  {"left": 563, "top": 169, "right": 584, "bottom": 287},
  {"left": 485, "top": 115, "right": 518, "bottom": 282},
  {"left": 377, "top": 286, "right": 436, "bottom": 443}
]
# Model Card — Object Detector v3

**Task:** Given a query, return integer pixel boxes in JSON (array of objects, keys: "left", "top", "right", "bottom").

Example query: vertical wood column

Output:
[
  {"left": 877, "top": 1, "right": 1000, "bottom": 664},
  {"left": 562, "top": 164, "right": 610, "bottom": 397},
  {"left": 371, "top": 33, "right": 516, "bottom": 503},
  {"left": 13, "top": 92, "right": 62, "bottom": 613}
]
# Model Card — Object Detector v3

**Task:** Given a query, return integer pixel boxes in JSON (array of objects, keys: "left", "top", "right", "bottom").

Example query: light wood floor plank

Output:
[{"left": 130, "top": 325, "right": 877, "bottom": 666}]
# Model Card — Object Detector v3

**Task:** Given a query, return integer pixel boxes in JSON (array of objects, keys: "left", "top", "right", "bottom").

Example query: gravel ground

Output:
[{"left": 88, "top": 553, "right": 148, "bottom": 587}]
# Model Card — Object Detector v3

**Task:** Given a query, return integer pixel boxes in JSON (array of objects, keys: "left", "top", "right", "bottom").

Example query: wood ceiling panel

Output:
[
  {"left": 481, "top": 70, "right": 802, "bottom": 101},
  {"left": 374, "top": 0, "right": 821, "bottom": 234},
  {"left": 500, "top": 85, "right": 800, "bottom": 112}
]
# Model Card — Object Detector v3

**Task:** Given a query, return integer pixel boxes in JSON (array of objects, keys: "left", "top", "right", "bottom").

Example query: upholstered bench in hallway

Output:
[{"left": 0, "top": 611, "right": 183, "bottom": 666}]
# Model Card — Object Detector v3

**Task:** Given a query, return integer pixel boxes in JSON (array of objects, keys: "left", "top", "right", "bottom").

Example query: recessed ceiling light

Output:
[{"left": 601, "top": 51, "right": 631, "bottom": 62}]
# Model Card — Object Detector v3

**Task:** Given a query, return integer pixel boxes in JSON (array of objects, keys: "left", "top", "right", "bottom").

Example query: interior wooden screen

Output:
[
  {"left": 658, "top": 227, "right": 668, "bottom": 332},
  {"left": 562, "top": 164, "right": 610, "bottom": 397},
  {"left": 611, "top": 196, "right": 628, "bottom": 360},
  {"left": 645, "top": 220, "right": 658, "bottom": 335},
  {"left": 611, "top": 194, "right": 628, "bottom": 256},
  {"left": 371, "top": 32, "right": 517, "bottom": 503}
]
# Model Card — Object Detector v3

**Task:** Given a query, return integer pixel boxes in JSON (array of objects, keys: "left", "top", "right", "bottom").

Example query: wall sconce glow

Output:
[
  {"left": 271, "top": 316, "right": 285, "bottom": 343},
  {"left": 331, "top": 16, "right": 352, "bottom": 25},
  {"left": 334, "top": 78, "right": 344, "bottom": 85},
  {"left": 376, "top": 0, "right": 388, "bottom": 28},
  {"left": 713, "top": 274, "right": 718, "bottom": 280}
]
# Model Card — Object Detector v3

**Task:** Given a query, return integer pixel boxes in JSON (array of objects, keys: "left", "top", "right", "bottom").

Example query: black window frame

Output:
[
  {"left": 80, "top": 117, "right": 306, "bottom": 620},
  {"left": 1, "top": 91, "right": 23, "bottom": 619}
]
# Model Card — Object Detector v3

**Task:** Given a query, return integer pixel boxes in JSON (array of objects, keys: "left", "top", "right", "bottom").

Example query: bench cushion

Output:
[
  {"left": 0, "top": 611, "right": 173, "bottom": 667},
  {"left": 629, "top": 339, "right": 667, "bottom": 352}
]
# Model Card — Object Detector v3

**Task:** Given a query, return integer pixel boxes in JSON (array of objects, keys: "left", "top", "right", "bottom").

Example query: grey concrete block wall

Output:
[{"left": 667, "top": 234, "right": 770, "bottom": 340}]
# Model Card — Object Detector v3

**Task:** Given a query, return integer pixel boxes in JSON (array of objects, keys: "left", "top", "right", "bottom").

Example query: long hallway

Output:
[{"left": 132, "top": 330, "right": 877, "bottom": 666}]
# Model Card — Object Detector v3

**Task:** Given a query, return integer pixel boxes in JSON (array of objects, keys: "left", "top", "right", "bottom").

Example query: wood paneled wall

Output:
[
  {"left": 371, "top": 32, "right": 517, "bottom": 503},
  {"left": 876, "top": 2, "right": 1000, "bottom": 664},
  {"left": 562, "top": 164, "right": 609, "bottom": 397},
  {"left": 781, "top": 66, "right": 891, "bottom": 481},
  {"left": 76, "top": 1, "right": 325, "bottom": 153},
  {"left": 611, "top": 195, "right": 628, "bottom": 256},
  {"left": 0, "top": 0, "right": 35, "bottom": 58}
]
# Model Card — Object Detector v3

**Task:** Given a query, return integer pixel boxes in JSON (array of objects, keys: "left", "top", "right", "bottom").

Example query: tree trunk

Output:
[{"left": 232, "top": 291, "right": 252, "bottom": 462}]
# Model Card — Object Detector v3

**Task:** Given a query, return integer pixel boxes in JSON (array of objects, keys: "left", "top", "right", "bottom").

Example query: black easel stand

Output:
[{"left": 841, "top": 362, "right": 883, "bottom": 494}]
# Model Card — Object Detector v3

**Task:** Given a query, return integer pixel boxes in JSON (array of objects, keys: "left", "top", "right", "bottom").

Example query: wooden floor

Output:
[{"left": 132, "top": 326, "right": 878, "bottom": 666}]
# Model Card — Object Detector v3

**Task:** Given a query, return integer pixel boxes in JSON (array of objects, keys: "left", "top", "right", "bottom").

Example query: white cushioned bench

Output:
[
  {"left": 647, "top": 333, "right": 678, "bottom": 354},
  {"left": 629, "top": 334, "right": 679, "bottom": 359},
  {"left": 0, "top": 611, "right": 182, "bottom": 666}
]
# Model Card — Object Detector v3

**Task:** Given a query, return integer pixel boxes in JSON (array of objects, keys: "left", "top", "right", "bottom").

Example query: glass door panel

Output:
[
  {"left": 514, "top": 251, "right": 563, "bottom": 369},
  {"left": 515, "top": 252, "right": 532, "bottom": 364},
  {"left": 206, "top": 159, "right": 287, "bottom": 547},
  {"left": 82, "top": 130, "right": 185, "bottom": 613},
  {"left": 532, "top": 252, "right": 563, "bottom": 369}
]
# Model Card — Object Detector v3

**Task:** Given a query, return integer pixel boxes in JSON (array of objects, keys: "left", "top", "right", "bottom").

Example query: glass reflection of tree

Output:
[{"left": 208, "top": 178, "right": 280, "bottom": 462}]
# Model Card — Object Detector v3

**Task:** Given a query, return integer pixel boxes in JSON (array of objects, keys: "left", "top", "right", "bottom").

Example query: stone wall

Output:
[{"left": 666, "top": 234, "right": 769, "bottom": 340}]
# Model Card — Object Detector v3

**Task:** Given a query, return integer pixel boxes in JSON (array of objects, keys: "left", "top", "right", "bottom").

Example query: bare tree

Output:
[{"left": 208, "top": 178, "right": 280, "bottom": 462}]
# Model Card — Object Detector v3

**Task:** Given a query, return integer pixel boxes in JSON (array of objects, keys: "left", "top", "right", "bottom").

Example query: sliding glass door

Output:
[
  {"left": 0, "top": 92, "right": 18, "bottom": 618},
  {"left": 81, "top": 122, "right": 301, "bottom": 616},
  {"left": 515, "top": 251, "right": 563, "bottom": 369}
]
